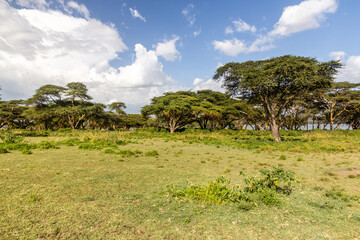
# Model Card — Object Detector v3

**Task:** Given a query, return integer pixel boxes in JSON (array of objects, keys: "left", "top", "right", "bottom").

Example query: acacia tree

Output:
[
  {"left": 316, "top": 82, "right": 360, "bottom": 130},
  {"left": 0, "top": 100, "right": 28, "bottom": 129},
  {"left": 25, "top": 84, "right": 67, "bottom": 130},
  {"left": 214, "top": 55, "right": 341, "bottom": 142},
  {"left": 141, "top": 91, "right": 198, "bottom": 133}
]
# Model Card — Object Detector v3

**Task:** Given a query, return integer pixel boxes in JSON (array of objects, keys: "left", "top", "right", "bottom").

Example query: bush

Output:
[
  {"left": 0, "top": 132, "right": 24, "bottom": 143},
  {"left": 145, "top": 150, "right": 159, "bottom": 156},
  {"left": 167, "top": 167, "right": 297, "bottom": 207},
  {"left": 0, "top": 147, "right": 9, "bottom": 154}
]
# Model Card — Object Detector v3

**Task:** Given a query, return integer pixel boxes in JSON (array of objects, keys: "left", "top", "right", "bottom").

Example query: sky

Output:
[{"left": 1, "top": 0, "right": 360, "bottom": 113}]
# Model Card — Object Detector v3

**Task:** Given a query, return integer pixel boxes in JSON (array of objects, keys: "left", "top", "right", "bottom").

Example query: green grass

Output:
[{"left": 0, "top": 130, "right": 360, "bottom": 239}]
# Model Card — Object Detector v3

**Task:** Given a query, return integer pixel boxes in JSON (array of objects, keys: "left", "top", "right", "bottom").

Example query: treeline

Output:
[
  {"left": 0, "top": 83, "right": 146, "bottom": 130},
  {"left": 1, "top": 56, "right": 360, "bottom": 138}
]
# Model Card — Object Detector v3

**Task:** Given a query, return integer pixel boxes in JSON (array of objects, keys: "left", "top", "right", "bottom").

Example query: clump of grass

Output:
[
  {"left": 324, "top": 188, "right": 359, "bottom": 202},
  {"left": 38, "top": 141, "right": 59, "bottom": 149},
  {"left": 0, "top": 147, "right": 9, "bottom": 154},
  {"left": 0, "top": 132, "right": 24, "bottom": 143},
  {"left": 144, "top": 150, "right": 159, "bottom": 156},
  {"left": 21, "top": 149, "right": 32, "bottom": 155},
  {"left": 279, "top": 155, "right": 287, "bottom": 160},
  {"left": 167, "top": 167, "right": 296, "bottom": 207}
]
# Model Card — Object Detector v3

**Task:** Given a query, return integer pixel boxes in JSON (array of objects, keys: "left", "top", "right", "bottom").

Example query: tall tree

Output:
[{"left": 214, "top": 55, "right": 341, "bottom": 142}]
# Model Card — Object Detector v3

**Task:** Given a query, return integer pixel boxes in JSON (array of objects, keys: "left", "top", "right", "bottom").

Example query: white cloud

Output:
[
  {"left": 214, "top": 0, "right": 338, "bottom": 57},
  {"left": 225, "top": 18, "right": 256, "bottom": 34},
  {"left": 154, "top": 36, "right": 181, "bottom": 61},
  {"left": 270, "top": 0, "right": 338, "bottom": 37},
  {"left": 193, "top": 77, "right": 203, "bottom": 86},
  {"left": 212, "top": 38, "right": 248, "bottom": 57},
  {"left": 0, "top": 1, "right": 178, "bottom": 112},
  {"left": 193, "top": 29, "right": 201, "bottom": 37},
  {"left": 182, "top": 4, "right": 196, "bottom": 26},
  {"left": 67, "top": 1, "right": 90, "bottom": 19},
  {"left": 329, "top": 51, "right": 346, "bottom": 61},
  {"left": 12, "top": 0, "right": 48, "bottom": 9},
  {"left": 336, "top": 55, "right": 360, "bottom": 83},
  {"left": 129, "top": 8, "right": 146, "bottom": 22},
  {"left": 192, "top": 78, "right": 224, "bottom": 92}
]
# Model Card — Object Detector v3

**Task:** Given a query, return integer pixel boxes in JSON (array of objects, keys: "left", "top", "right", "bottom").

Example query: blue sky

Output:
[{"left": 1, "top": 0, "right": 360, "bottom": 113}]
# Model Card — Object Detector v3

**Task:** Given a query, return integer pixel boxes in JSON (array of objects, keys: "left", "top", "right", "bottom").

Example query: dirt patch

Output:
[{"left": 336, "top": 169, "right": 360, "bottom": 176}]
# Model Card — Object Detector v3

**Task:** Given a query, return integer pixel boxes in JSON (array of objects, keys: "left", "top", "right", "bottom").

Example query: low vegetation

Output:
[{"left": 1, "top": 129, "right": 360, "bottom": 239}]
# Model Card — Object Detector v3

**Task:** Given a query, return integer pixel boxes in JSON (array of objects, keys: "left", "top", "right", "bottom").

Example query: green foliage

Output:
[
  {"left": 0, "top": 132, "right": 24, "bottom": 143},
  {"left": 167, "top": 167, "right": 297, "bottom": 207},
  {"left": 0, "top": 147, "right": 8, "bottom": 154},
  {"left": 144, "top": 150, "right": 159, "bottom": 156},
  {"left": 241, "top": 167, "right": 296, "bottom": 195},
  {"left": 213, "top": 56, "right": 342, "bottom": 142}
]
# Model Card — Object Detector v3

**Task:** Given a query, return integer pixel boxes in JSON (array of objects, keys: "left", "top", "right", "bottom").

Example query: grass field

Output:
[{"left": 1, "top": 129, "right": 360, "bottom": 239}]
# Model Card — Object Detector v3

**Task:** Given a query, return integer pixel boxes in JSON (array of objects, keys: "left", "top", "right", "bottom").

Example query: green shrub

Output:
[
  {"left": 0, "top": 132, "right": 24, "bottom": 143},
  {"left": 167, "top": 167, "right": 296, "bottom": 207},
  {"left": 145, "top": 150, "right": 159, "bottom": 156},
  {"left": 117, "top": 150, "right": 135, "bottom": 156},
  {"left": 38, "top": 141, "right": 59, "bottom": 149},
  {"left": 0, "top": 147, "right": 9, "bottom": 154}
]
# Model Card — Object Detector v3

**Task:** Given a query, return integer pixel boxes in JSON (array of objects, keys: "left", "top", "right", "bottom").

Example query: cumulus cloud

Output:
[
  {"left": 129, "top": 8, "right": 146, "bottom": 22},
  {"left": 212, "top": 38, "right": 248, "bottom": 57},
  {"left": 270, "top": 0, "right": 338, "bottom": 37},
  {"left": 336, "top": 55, "right": 360, "bottom": 83},
  {"left": 329, "top": 51, "right": 346, "bottom": 61},
  {"left": 0, "top": 1, "right": 179, "bottom": 112},
  {"left": 214, "top": 0, "right": 338, "bottom": 57},
  {"left": 154, "top": 36, "right": 181, "bottom": 61},
  {"left": 192, "top": 78, "right": 224, "bottom": 92},
  {"left": 225, "top": 18, "right": 256, "bottom": 34},
  {"left": 182, "top": 4, "right": 196, "bottom": 26}
]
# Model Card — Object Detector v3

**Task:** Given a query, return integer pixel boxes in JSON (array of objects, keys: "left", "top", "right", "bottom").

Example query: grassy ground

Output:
[{"left": 0, "top": 130, "right": 360, "bottom": 239}]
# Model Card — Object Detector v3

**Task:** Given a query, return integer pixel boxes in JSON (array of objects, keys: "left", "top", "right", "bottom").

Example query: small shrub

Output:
[
  {"left": 0, "top": 132, "right": 24, "bottom": 143},
  {"left": 118, "top": 149, "right": 135, "bottom": 156},
  {"left": 38, "top": 141, "right": 59, "bottom": 149},
  {"left": 145, "top": 150, "right": 159, "bottom": 156},
  {"left": 0, "top": 147, "right": 9, "bottom": 154},
  {"left": 104, "top": 149, "right": 116, "bottom": 154},
  {"left": 28, "top": 194, "right": 42, "bottom": 202},
  {"left": 21, "top": 149, "right": 32, "bottom": 155}
]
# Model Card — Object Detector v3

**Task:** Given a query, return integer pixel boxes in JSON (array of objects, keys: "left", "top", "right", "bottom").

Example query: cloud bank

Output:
[{"left": 0, "top": 1, "right": 179, "bottom": 112}]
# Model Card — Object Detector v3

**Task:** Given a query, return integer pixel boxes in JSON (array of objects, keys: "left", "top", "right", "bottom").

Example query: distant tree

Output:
[
  {"left": 109, "top": 102, "right": 126, "bottom": 115},
  {"left": 25, "top": 84, "right": 66, "bottom": 130},
  {"left": 316, "top": 82, "right": 360, "bottom": 130},
  {"left": 58, "top": 83, "right": 94, "bottom": 129},
  {"left": 0, "top": 100, "right": 28, "bottom": 129},
  {"left": 65, "top": 82, "right": 92, "bottom": 106},
  {"left": 141, "top": 91, "right": 198, "bottom": 133},
  {"left": 214, "top": 55, "right": 341, "bottom": 142}
]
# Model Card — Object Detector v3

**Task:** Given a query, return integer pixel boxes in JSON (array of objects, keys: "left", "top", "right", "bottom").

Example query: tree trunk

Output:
[{"left": 270, "top": 118, "right": 281, "bottom": 142}]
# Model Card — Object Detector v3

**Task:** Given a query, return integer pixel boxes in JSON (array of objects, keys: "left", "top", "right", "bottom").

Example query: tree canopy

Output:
[{"left": 214, "top": 55, "right": 342, "bottom": 142}]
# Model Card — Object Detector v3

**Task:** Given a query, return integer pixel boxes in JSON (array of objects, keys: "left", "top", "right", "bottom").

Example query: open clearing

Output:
[{"left": 1, "top": 130, "right": 360, "bottom": 239}]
